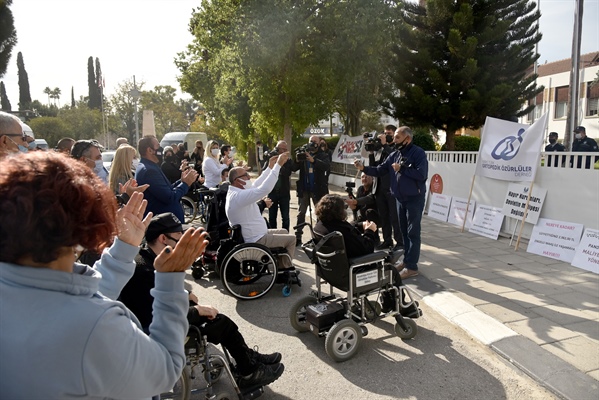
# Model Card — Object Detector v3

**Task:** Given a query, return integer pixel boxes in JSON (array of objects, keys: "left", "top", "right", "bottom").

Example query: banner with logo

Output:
[
  {"left": 474, "top": 113, "right": 548, "bottom": 182},
  {"left": 332, "top": 135, "right": 365, "bottom": 164}
]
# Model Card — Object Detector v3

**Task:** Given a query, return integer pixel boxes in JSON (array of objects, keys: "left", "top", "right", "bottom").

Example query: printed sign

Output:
[
  {"left": 475, "top": 114, "right": 547, "bottom": 182},
  {"left": 469, "top": 205, "right": 504, "bottom": 240},
  {"left": 571, "top": 228, "right": 599, "bottom": 274},
  {"left": 527, "top": 218, "right": 584, "bottom": 263},
  {"left": 355, "top": 270, "right": 379, "bottom": 287},
  {"left": 427, "top": 193, "right": 452, "bottom": 222},
  {"left": 430, "top": 173, "right": 444, "bottom": 194},
  {"left": 501, "top": 183, "right": 547, "bottom": 225},
  {"left": 448, "top": 197, "right": 476, "bottom": 229},
  {"left": 332, "top": 135, "right": 364, "bottom": 164}
]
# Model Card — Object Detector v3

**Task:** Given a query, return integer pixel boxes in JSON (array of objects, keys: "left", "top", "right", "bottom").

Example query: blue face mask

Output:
[
  {"left": 28, "top": 141, "right": 37, "bottom": 150},
  {"left": 18, "top": 145, "right": 28, "bottom": 153}
]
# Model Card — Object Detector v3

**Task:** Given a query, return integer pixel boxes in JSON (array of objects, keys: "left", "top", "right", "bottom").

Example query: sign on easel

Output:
[
  {"left": 571, "top": 228, "right": 599, "bottom": 274},
  {"left": 502, "top": 183, "right": 547, "bottom": 225},
  {"left": 448, "top": 197, "right": 476, "bottom": 229},
  {"left": 469, "top": 204, "right": 504, "bottom": 240},
  {"left": 526, "top": 218, "right": 584, "bottom": 263},
  {"left": 427, "top": 193, "right": 452, "bottom": 222}
]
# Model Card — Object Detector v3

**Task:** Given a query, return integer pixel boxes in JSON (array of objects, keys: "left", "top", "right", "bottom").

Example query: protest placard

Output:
[
  {"left": 469, "top": 204, "right": 504, "bottom": 240},
  {"left": 527, "top": 218, "right": 584, "bottom": 263}
]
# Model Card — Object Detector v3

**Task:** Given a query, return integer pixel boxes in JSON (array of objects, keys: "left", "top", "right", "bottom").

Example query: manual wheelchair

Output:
[
  {"left": 160, "top": 325, "right": 265, "bottom": 400},
  {"left": 289, "top": 230, "right": 422, "bottom": 362}
]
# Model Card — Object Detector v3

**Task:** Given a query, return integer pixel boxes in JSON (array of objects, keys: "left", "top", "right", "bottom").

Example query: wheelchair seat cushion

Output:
[{"left": 348, "top": 251, "right": 388, "bottom": 267}]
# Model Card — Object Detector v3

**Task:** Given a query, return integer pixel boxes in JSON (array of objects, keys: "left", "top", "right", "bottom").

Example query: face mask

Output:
[
  {"left": 548, "top": 138, "right": 557, "bottom": 144},
  {"left": 154, "top": 147, "right": 164, "bottom": 164},
  {"left": 395, "top": 140, "right": 408, "bottom": 151},
  {"left": 18, "top": 145, "right": 28, "bottom": 153},
  {"left": 575, "top": 133, "right": 582, "bottom": 140},
  {"left": 211, "top": 148, "right": 220, "bottom": 157},
  {"left": 28, "top": 141, "right": 37, "bottom": 150},
  {"left": 132, "top": 158, "right": 140, "bottom": 170},
  {"left": 93, "top": 159, "right": 104, "bottom": 173},
  {"left": 165, "top": 155, "right": 176, "bottom": 163},
  {"left": 240, "top": 179, "right": 253, "bottom": 189}
]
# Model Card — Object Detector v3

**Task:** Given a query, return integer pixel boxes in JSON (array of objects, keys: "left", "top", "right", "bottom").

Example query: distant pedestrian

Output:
[{"left": 544, "top": 132, "right": 565, "bottom": 167}]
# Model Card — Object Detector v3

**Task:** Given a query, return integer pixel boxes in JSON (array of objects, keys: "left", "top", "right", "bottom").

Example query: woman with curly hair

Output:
[
  {"left": 108, "top": 144, "right": 138, "bottom": 194},
  {"left": 0, "top": 151, "right": 208, "bottom": 399}
]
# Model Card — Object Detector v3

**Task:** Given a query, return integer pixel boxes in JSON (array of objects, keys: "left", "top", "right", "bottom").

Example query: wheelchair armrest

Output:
[{"left": 348, "top": 251, "right": 388, "bottom": 267}]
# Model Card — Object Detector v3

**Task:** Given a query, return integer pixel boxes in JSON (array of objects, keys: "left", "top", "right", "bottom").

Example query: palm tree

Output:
[
  {"left": 51, "top": 87, "right": 61, "bottom": 107},
  {"left": 43, "top": 87, "right": 51, "bottom": 105}
]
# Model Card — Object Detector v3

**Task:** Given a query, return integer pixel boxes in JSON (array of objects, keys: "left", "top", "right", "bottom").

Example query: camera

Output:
[
  {"left": 345, "top": 181, "right": 355, "bottom": 199},
  {"left": 294, "top": 142, "right": 316, "bottom": 162},
  {"left": 363, "top": 133, "right": 382, "bottom": 152},
  {"left": 264, "top": 148, "right": 279, "bottom": 158}
]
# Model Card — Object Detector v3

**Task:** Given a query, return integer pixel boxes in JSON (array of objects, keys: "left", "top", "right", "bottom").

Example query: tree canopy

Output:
[
  {"left": 0, "top": 0, "right": 17, "bottom": 78},
  {"left": 17, "top": 52, "right": 31, "bottom": 110},
  {"left": 384, "top": 0, "right": 542, "bottom": 150}
]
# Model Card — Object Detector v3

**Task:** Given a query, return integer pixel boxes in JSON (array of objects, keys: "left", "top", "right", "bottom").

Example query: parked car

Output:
[
  {"left": 102, "top": 150, "right": 116, "bottom": 171},
  {"left": 34, "top": 139, "right": 49, "bottom": 150}
]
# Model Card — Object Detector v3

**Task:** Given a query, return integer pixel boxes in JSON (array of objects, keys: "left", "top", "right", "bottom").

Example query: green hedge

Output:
[{"left": 441, "top": 135, "right": 481, "bottom": 151}]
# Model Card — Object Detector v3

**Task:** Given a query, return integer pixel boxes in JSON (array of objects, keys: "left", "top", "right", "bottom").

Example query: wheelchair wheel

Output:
[
  {"left": 213, "top": 391, "right": 236, "bottom": 400},
  {"left": 325, "top": 319, "right": 362, "bottom": 362},
  {"left": 395, "top": 318, "right": 418, "bottom": 340},
  {"left": 180, "top": 196, "right": 197, "bottom": 224},
  {"left": 289, "top": 296, "right": 318, "bottom": 332},
  {"left": 204, "top": 356, "right": 224, "bottom": 383},
  {"left": 221, "top": 243, "right": 277, "bottom": 300},
  {"left": 160, "top": 366, "right": 190, "bottom": 400}
]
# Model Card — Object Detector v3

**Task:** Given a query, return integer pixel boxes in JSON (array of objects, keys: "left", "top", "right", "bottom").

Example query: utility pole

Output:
[
  {"left": 564, "top": 0, "right": 584, "bottom": 150},
  {"left": 128, "top": 76, "right": 141, "bottom": 145}
]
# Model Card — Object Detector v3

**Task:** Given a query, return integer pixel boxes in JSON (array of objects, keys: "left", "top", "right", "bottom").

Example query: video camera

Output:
[
  {"left": 264, "top": 148, "right": 279, "bottom": 159},
  {"left": 363, "top": 132, "right": 394, "bottom": 152},
  {"left": 294, "top": 141, "right": 318, "bottom": 162},
  {"left": 345, "top": 181, "right": 355, "bottom": 199}
]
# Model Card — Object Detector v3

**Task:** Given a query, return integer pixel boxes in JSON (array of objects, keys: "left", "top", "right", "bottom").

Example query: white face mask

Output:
[
  {"left": 132, "top": 158, "right": 140, "bottom": 170},
  {"left": 211, "top": 148, "right": 220, "bottom": 157},
  {"left": 575, "top": 133, "right": 582, "bottom": 140},
  {"left": 94, "top": 160, "right": 107, "bottom": 180},
  {"left": 240, "top": 179, "right": 253, "bottom": 189}
]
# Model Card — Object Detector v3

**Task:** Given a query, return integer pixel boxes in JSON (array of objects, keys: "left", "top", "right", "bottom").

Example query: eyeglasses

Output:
[
  {"left": 4, "top": 133, "right": 26, "bottom": 141},
  {"left": 236, "top": 173, "right": 250, "bottom": 180},
  {"left": 164, "top": 234, "right": 180, "bottom": 244}
]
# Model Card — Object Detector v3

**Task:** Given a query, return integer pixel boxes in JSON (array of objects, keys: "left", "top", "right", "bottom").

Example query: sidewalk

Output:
[{"left": 310, "top": 183, "right": 599, "bottom": 400}]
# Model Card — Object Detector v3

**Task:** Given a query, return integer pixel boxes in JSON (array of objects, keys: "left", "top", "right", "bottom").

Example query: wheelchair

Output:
[
  {"left": 289, "top": 230, "right": 422, "bottom": 362},
  {"left": 160, "top": 325, "right": 265, "bottom": 400}
]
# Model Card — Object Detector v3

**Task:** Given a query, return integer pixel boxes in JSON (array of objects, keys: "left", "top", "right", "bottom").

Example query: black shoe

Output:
[
  {"left": 376, "top": 241, "right": 392, "bottom": 250},
  {"left": 392, "top": 244, "right": 404, "bottom": 252},
  {"left": 400, "top": 301, "right": 422, "bottom": 319},
  {"left": 381, "top": 291, "right": 395, "bottom": 313},
  {"left": 237, "top": 363, "right": 284, "bottom": 389},
  {"left": 248, "top": 348, "right": 282, "bottom": 365}
]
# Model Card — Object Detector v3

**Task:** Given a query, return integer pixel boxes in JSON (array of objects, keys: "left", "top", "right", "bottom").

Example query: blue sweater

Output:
[
  {"left": 363, "top": 143, "right": 428, "bottom": 201},
  {"left": 0, "top": 239, "right": 189, "bottom": 399},
  {"left": 135, "top": 158, "right": 189, "bottom": 222}
]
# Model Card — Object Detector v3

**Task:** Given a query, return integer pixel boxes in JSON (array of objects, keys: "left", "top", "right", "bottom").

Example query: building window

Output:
[
  {"left": 527, "top": 92, "right": 543, "bottom": 122},
  {"left": 587, "top": 83, "right": 598, "bottom": 116},
  {"left": 554, "top": 86, "right": 569, "bottom": 119}
]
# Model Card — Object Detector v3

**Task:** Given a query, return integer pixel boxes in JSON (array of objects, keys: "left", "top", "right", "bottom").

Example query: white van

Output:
[{"left": 160, "top": 132, "right": 208, "bottom": 152}]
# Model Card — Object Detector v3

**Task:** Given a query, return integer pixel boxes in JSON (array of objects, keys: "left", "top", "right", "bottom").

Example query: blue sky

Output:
[{"left": 1, "top": 0, "right": 598, "bottom": 106}]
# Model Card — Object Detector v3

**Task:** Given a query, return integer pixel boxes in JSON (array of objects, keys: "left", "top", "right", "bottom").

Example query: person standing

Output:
[
  {"left": 293, "top": 135, "right": 331, "bottom": 245},
  {"left": 544, "top": 132, "right": 565, "bottom": 167},
  {"left": 190, "top": 139, "right": 205, "bottom": 175},
  {"left": 71, "top": 139, "right": 109, "bottom": 184},
  {"left": 135, "top": 135, "right": 198, "bottom": 222},
  {"left": 108, "top": 144, "right": 137, "bottom": 194},
  {"left": 263, "top": 140, "right": 293, "bottom": 232},
  {"left": 356, "top": 126, "right": 428, "bottom": 280},
  {"left": 203, "top": 140, "right": 232, "bottom": 188},
  {"left": 0, "top": 111, "right": 22, "bottom": 158},
  {"left": 572, "top": 126, "right": 599, "bottom": 169}
]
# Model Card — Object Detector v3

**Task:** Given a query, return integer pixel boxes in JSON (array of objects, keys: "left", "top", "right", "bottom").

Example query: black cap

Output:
[
  {"left": 548, "top": 132, "right": 558, "bottom": 137},
  {"left": 574, "top": 126, "right": 585, "bottom": 133},
  {"left": 145, "top": 212, "right": 185, "bottom": 242}
]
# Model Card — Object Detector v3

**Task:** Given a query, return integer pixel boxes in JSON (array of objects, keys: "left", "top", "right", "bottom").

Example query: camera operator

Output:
[
  {"left": 262, "top": 140, "right": 293, "bottom": 232},
  {"left": 361, "top": 125, "right": 403, "bottom": 251},
  {"left": 355, "top": 126, "right": 428, "bottom": 280},
  {"left": 292, "top": 135, "right": 331, "bottom": 245},
  {"left": 345, "top": 172, "right": 379, "bottom": 228}
]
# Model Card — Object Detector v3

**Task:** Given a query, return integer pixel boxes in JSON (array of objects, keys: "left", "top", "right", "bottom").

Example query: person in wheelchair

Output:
[
  {"left": 313, "top": 195, "right": 420, "bottom": 317},
  {"left": 119, "top": 213, "right": 285, "bottom": 390},
  {"left": 225, "top": 152, "right": 296, "bottom": 269}
]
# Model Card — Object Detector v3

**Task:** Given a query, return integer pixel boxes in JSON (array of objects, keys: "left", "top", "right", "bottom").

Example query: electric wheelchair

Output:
[
  {"left": 160, "top": 325, "right": 265, "bottom": 400},
  {"left": 289, "top": 230, "right": 422, "bottom": 362}
]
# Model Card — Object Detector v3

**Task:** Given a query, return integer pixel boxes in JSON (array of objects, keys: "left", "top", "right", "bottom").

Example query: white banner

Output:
[
  {"left": 469, "top": 205, "right": 504, "bottom": 240},
  {"left": 475, "top": 114, "right": 548, "bottom": 182},
  {"left": 332, "top": 135, "right": 365, "bottom": 164},
  {"left": 501, "top": 183, "right": 547, "bottom": 225},
  {"left": 427, "top": 193, "right": 452, "bottom": 222},
  {"left": 448, "top": 197, "right": 476, "bottom": 229},
  {"left": 571, "top": 229, "right": 599, "bottom": 274},
  {"left": 527, "top": 218, "right": 584, "bottom": 263}
]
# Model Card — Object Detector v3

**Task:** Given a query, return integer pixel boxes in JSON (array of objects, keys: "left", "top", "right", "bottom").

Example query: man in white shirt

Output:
[{"left": 226, "top": 152, "right": 296, "bottom": 268}]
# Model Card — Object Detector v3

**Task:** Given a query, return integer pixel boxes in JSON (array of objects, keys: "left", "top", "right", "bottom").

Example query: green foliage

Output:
[
  {"left": 109, "top": 78, "right": 145, "bottom": 143},
  {"left": 88, "top": 57, "right": 101, "bottom": 109},
  {"left": 385, "top": 0, "right": 542, "bottom": 150},
  {"left": 412, "top": 129, "right": 437, "bottom": 151},
  {"left": 0, "top": 0, "right": 17, "bottom": 78},
  {"left": 30, "top": 100, "right": 58, "bottom": 117},
  {"left": 0, "top": 81, "right": 11, "bottom": 110},
  {"left": 27, "top": 117, "right": 70, "bottom": 147},
  {"left": 17, "top": 52, "right": 31, "bottom": 110},
  {"left": 440, "top": 135, "right": 480, "bottom": 151},
  {"left": 140, "top": 85, "right": 189, "bottom": 137}
]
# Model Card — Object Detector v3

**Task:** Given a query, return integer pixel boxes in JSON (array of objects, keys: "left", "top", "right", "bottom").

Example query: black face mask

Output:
[
  {"left": 548, "top": 138, "right": 557, "bottom": 144},
  {"left": 165, "top": 154, "right": 176, "bottom": 163},
  {"left": 395, "top": 140, "right": 408, "bottom": 151},
  {"left": 154, "top": 146, "right": 164, "bottom": 164}
]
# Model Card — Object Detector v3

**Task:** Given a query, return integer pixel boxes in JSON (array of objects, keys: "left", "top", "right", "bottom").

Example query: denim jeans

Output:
[
  {"left": 396, "top": 195, "right": 425, "bottom": 270},
  {"left": 268, "top": 192, "right": 291, "bottom": 232}
]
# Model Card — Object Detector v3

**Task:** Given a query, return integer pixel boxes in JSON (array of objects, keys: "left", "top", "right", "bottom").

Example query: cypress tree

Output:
[
  {"left": 71, "top": 86, "right": 75, "bottom": 108},
  {"left": 0, "top": 0, "right": 17, "bottom": 78},
  {"left": 0, "top": 81, "right": 12, "bottom": 111},
  {"left": 385, "top": 0, "right": 542, "bottom": 150},
  {"left": 17, "top": 52, "right": 31, "bottom": 110},
  {"left": 87, "top": 56, "right": 99, "bottom": 109},
  {"left": 95, "top": 57, "right": 103, "bottom": 110}
]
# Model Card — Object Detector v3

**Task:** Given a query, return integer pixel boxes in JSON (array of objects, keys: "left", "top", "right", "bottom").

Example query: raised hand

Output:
[
  {"left": 115, "top": 192, "right": 152, "bottom": 246},
  {"left": 277, "top": 152, "right": 290, "bottom": 166},
  {"left": 119, "top": 178, "right": 149, "bottom": 196},
  {"left": 181, "top": 168, "right": 199, "bottom": 185},
  {"left": 154, "top": 228, "right": 209, "bottom": 273}
]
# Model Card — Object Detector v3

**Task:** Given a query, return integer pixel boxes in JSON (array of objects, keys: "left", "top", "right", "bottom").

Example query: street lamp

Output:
[{"left": 128, "top": 75, "right": 141, "bottom": 145}]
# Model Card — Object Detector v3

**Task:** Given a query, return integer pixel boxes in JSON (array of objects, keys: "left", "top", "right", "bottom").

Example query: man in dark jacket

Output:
[
  {"left": 572, "top": 126, "right": 599, "bottom": 169},
  {"left": 356, "top": 126, "right": 428, "bottom": 280},
  {"left": 293, "top": 135, "right": 331, "bottom": 244},
  {"left": 544, "top": 132, "right": 565, "bottom": 167},
  {"left": 263, "top": 140, "right": 293, "bottom": 232}
]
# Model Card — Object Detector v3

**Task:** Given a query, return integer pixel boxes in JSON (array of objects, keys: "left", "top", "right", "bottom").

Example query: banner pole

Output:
[
  {"left": 461, "top": 174, "right": 476, "bottom": 232},
  {"left": 515, "top": 181, "right": 535, "bottom": 251},
  {"left": 509, "top": 219, "right": 519, "bottom": 247}
]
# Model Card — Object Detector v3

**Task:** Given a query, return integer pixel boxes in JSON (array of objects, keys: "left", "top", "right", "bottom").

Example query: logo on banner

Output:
[{"left": 491, "top": 128, "right": 525, "bottom": 161}]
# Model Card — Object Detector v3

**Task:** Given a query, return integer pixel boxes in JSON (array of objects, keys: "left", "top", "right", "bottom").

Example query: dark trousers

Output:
[
  {"left": 268, "top": 192, "right": 291, "bottom": 232},
  {"left": 296, "top": 191, "right": 325, "bottom": 239},
  {"left": 386, "top": 191, "right": 403, "bottom": 246},
  {"left": 187, "top": 309, "right": 255, "bottom": 375},
  {"left": 396, "top": 195, "right": 425, "bottom": 271}
]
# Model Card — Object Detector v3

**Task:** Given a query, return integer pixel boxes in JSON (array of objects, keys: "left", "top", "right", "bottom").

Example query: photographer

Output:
[
  {"left": 262, "top": 140, "right": 293, "bottom": 232},
  {"left": 361, "top": 126, "right": 403, "bottom": 251},
  {"left": 355, "top": 126, "right": 428, "bottom": 280},
  {"left": 345, "top": 172, "right": 379, "bottom": 227},
  {"left": 292, "top": 135, "right": 331, "bottom": 245}
]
